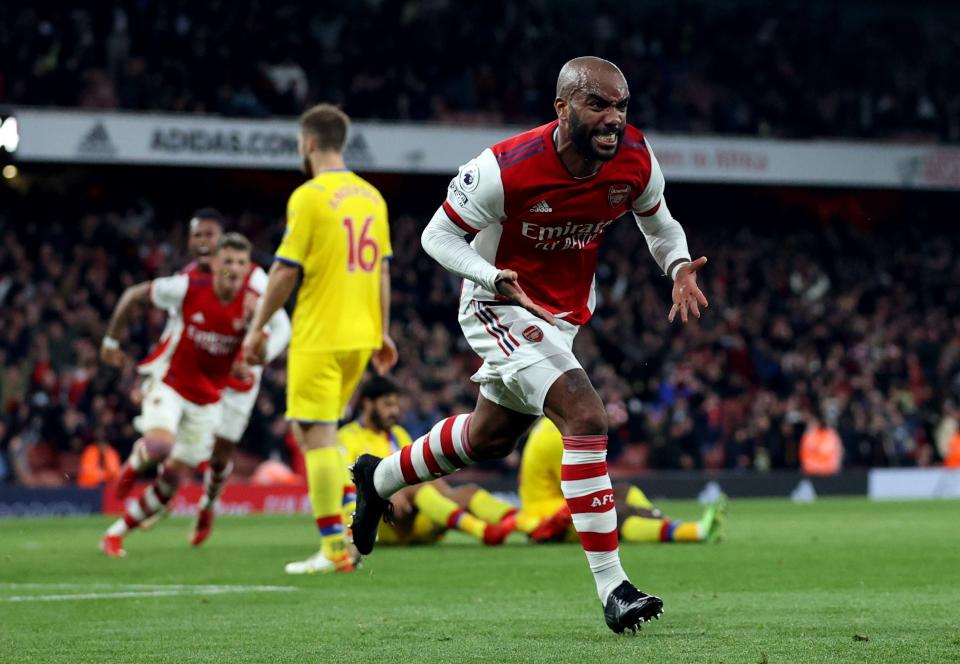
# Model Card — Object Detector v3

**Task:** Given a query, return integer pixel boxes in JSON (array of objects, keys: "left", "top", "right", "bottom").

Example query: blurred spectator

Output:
[
  {"left": 2, "top": 1, "right": 960, "bottom": 141},
  {"left": 251, "top": 458, "right": 303, "bottom": 486},
  {"left": 1, "top": 179, "right": 959, "bottom": 483},
  {"left": 76, "top": 439, "right": 121, "bottom": 487},
  {"left": 799, "top": 412, "right": 843, "bottom": 476}
]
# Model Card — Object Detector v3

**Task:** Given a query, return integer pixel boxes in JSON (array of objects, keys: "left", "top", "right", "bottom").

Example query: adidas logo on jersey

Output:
[
  {"left": 529, "top": 200, "right": 553, "bottom": 213},
  {"left": 190, "top": 312, "right": 206, "bottom": 324}
]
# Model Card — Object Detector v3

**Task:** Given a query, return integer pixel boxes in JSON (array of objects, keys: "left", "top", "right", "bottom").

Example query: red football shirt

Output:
[
  {"left": 149, "top": 274, "right": 249, "bottom": 404},
  {"left": 140, "top": 264, "right": 266, "bottom": 395},
  {"left": 441, "top": 121, "right": 665, "bottom": 325}
]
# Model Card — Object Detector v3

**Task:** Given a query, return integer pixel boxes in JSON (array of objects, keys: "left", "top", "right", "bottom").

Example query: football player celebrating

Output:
[
  {"left": 99, "top": 234, "right": 288, "bottom": 556},
  {"left": 350, "top": 57, "right": 708, "bottom": 633},
  {"left": 119, "top": 209, "right": 290, "bottom": 546}
]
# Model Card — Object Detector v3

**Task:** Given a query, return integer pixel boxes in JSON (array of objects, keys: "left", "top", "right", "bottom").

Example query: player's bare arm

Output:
[
  {"left": 371, "top": 261, "right": 398, "bottom": 375},
  {"left": 242, "top": 261, "right": 298, "bottom": 365},
  {"left": 100, "top": 281, "right": 151, "bottom": 367}
]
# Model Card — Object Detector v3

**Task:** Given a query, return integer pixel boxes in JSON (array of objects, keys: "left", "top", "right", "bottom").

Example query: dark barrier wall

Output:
[
  {"left": 0, "top": 488, "right": 103, "bottom": 517},
  {"left": 454, "top": 471, "right": 870, "bottom": 500},
  {"left": 0, "top": 472, "right": 871, "bottom": 518}
]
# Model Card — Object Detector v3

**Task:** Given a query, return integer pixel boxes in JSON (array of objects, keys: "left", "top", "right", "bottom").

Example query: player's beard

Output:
[
  {"left": 301, "top": 156, "right": 313, "bottom": 176},
  {"left": 569, "top": 109, "right": 623, "bottom": 162},
  {"left": 370, "top": 407, "right": 396, "bottom": 432}
]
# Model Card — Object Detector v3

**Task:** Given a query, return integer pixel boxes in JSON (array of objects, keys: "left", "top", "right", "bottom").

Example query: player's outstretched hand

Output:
[
  {"left": 99, "top": 345, "right": 127, "bottom": 368},
  {"left": 669, "top": 256, "right": 709, "bottom": 324},
  {"left": 495, "top": 270, "right": 557, "bottom": 326},
  {"left": 372, "top": 334, "right": 398, "bottom": 376},
  {"left": 242, "top": 329, "right": 268, "bottom": 366}
]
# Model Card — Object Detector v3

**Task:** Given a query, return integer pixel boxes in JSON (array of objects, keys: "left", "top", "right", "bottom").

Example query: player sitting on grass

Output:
[
  {"left": 331, "top": 377, "right": 515, "bottom": 555},
  {"left": 519, "top": 418, "right": 726, "bottom": 544},
  {"left": 314, "top": 377, "right": 526, "bottom": 564},
  {"left": 98, "top": 234, "right": 287, "bottom": 557}
]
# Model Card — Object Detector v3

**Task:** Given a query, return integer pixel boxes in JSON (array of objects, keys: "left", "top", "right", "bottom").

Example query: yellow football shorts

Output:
[
  {"left": 286, "top": 349, "right": 372, "bottom": 423},
  {"left": 520, "top": 498, "right": 578, "bottom": 542},
  {"left": 519, "top": 498, "right": 567, "bottom": 520},
  {"left": 376, "top": 512, "right": 444, "bottom": 546}
]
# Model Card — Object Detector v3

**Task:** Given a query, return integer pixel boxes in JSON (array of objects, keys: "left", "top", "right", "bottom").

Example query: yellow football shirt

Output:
[
  {"left": 338, "top": 421, "right": 413, "bottom": 465},
  {"left": 275, "top": 170, "right": 392, "bottom": 353},
  {"left": 518, "top": 417, "right": 565, "bottom": 506}
]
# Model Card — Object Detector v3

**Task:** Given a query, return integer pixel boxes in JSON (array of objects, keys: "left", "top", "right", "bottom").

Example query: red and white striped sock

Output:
[
  {"left": 561, "top": 434, "right": 628, "bottom": 604},
  {"left": 373, "top": 414, "right": 477, "bottom": 497},
  {"left": 198, "top": 461, "right": 233, "bottom": 511},
  {"left": 107, "top": 465, "right": 179, "bottom": 536}
]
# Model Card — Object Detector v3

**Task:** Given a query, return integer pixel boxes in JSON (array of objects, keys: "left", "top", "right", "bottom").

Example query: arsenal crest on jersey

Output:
[
  {"left": 522, "top": 325, "right": 543, "bottom": 343},
  {"left": 607, "top": 184, "right": 631, "bottom": 207}
]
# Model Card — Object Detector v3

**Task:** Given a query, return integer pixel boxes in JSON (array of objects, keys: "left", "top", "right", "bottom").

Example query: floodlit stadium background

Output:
[{"left": 1, "top": 0, "right": 959, "bottom": 507}]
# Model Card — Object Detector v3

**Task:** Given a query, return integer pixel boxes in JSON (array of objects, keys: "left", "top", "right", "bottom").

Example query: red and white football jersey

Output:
[
  {"left": 441, "top": 120, "right": 664, "bottom": 325},
  {"left": 139, "top": 264, "right": 266, "bottom": 394},
  {"left": 147, "top": 271, "right": 257, "bottom": 405}
]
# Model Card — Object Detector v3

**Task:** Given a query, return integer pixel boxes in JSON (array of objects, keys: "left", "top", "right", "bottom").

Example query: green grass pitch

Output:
[{"left": 1, "top": 498, "right": 958, "bottom": 663}]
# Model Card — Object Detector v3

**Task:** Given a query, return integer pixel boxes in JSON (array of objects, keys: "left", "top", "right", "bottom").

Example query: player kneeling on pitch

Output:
[{"left": 98, "top": 233, "right": 287, "bottom": 557}]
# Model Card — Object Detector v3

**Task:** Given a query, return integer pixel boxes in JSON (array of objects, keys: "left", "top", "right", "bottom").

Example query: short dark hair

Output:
[
  {"left": 360, "top": 376, "right": 399, "bottom": 402},
  {"left": 299, "top": 104, "right": 350, "bottom": 152},
  {"left": 215, "top": 232, "right": 251, "bottom": 254},
  {"left": 191, "top": 207, "right": 224, "bottom": 226}
]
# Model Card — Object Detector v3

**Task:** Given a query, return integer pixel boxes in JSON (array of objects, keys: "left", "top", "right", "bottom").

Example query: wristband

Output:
[
  {"left": 669, "top": 259, "right": 691, "bottom": 281},
  {"left": 101, "top": 336, "right": 120, "bottom": 351}
]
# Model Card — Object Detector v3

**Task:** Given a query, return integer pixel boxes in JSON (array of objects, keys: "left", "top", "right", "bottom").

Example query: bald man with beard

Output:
[{"left": 351, "top": 57, "right": 709, "bottom": 634}]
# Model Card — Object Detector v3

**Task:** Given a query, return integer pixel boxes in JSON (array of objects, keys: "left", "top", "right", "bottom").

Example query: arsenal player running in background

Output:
[
  {"left": 350, "top": 57, "right": 708, "bottom": 634},
  {"left": 123, "top": 210, "right": 290, "bottom": 546},
  {"left": 98, "top": 233, "right": 287, "bottom": 556}
]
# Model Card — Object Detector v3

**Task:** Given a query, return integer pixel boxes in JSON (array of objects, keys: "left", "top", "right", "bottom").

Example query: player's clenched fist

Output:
[
  {"left": 99, "top": 337, "right": 127, "bottom": 368},
  {"left": 242, "top": 328, "right": 268, "bottom": 365}
]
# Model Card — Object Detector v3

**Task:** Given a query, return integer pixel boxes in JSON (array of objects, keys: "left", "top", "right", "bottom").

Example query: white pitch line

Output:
[
  {"left": 0, "top": 583, "right": 268, "bottom": 590},
  {"left": 0, "top": 584, "right": 296, "bottom": 603}
]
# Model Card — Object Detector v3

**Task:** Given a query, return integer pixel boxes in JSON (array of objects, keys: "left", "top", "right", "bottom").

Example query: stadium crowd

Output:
[
  {"left": 1, "top": 190, "right": 958, "bottom": 486},
  {"left": 3, "top": 1, "right": 959, "bottom": 142}
]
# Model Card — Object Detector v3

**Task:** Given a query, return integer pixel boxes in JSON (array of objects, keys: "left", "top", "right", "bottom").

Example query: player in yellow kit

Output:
[
  {"left": 339, "top": 377, "right": 516, "bottom": 546},
  {"left": 243, "top": 104, "right": 397, "bottom": 574},
  {"left": 519, "top": 418, "right": 726, "bottom": 544}
]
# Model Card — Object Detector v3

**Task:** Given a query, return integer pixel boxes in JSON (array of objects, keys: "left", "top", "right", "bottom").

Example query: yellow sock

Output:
[
  {"left": 621, "top": 516, "right": 666, "bottom": 543},
  {"left": 626, "top": 485, "right": 654, "bottom": 510},
  {"left": 514, "top": 512, "right": 542, "bottom": 534},
  {"left": 467, "top": 489, "right": 515, "bottom": 524},
  {"left": 414, "top": 484, "right": 487, "bottom": 540},
  {"left": 305, "top": 447, "right": 347, "bottom": 558},
  {"left": 672, "top": 522, "right": 703, "bottom": 542}
]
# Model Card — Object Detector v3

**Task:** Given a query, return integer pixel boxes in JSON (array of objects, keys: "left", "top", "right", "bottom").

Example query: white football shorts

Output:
[
  {"left": 215, "top": 368, "right": 262, "bottom": 444},
  {"left": 136, "top": 380, "right": 221, "bottom": 467},
  {"left": 458, "top": 299, "right": 582, "bottom": 416}
]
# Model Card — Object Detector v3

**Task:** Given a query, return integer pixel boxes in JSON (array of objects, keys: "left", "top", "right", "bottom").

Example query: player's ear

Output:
[{"left": 554, "top": 97, "right": 566, "bottom": 120}]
